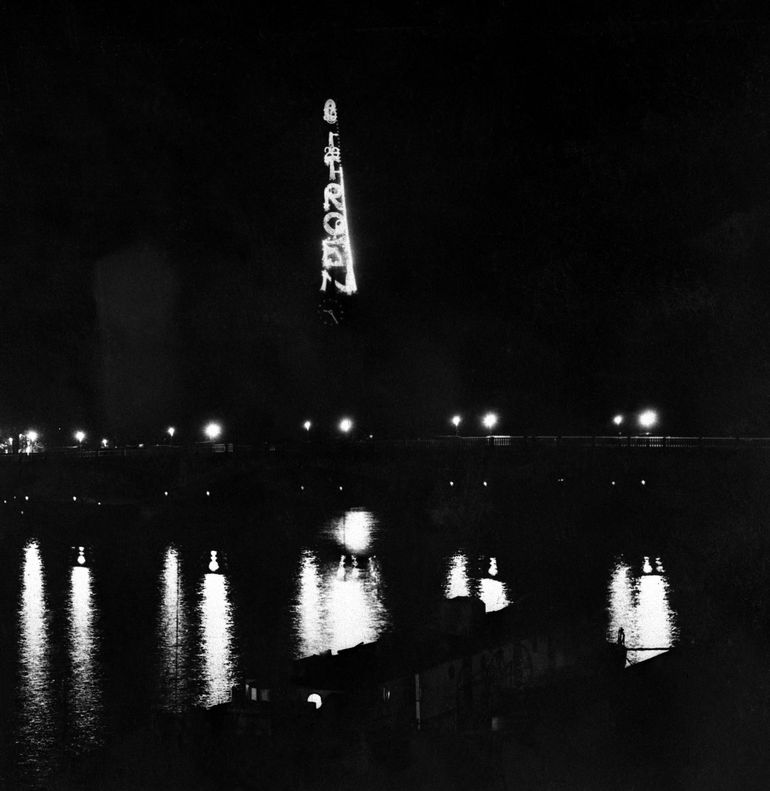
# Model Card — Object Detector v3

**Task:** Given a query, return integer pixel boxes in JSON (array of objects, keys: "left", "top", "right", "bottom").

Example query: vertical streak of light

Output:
[
  {"left": 293, "top": 549, "right": 388, "bottom": 658},
  {"left": 296, "top": 550, "right": 326, "bottom": 657},
  {"left": 17, "top": 540, "right": 54, "bottom": 780},
  {"left": 68, "top": 565, "right": 103, "bottom": 752},
  {"left": 326, "top": 560, "right": 385, "bottom": 654},
  {"left": 607, "top": 557, "right": 678, "bottom": 665},
  {"left": 479, "top": 577, "right": 510, "bottom": 613},
  {"left": 197, "top": 572, "right": 235, "bottom": 707},
  {"left": 159, "top": 546, "right": 189, "bottom": 711},
  {"left": 444, "top": 553, "right": 510, "bottom": 612},
  {"left": 445, "top": 553, "right": 470, "bottom": 599}
]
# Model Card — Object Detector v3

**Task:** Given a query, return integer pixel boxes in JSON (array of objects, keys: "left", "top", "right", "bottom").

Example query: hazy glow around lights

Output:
[
  {"left": 204, "top": 422, "right": 222, "bottom": 440},
  {"left": 612, "top": 415, "right": 623, "bottom": 426},
  {"left": 639, "top": 410, "right": 658, "bottom": 429},
  {"left": 482, "top": 413, "right": 498, "bottom": 430},
  {"left": 339, "top": 418, "right": 353, "bottom": 433},
  {"left": 74, "top": 431, "right": 85, "bottom": 443}
]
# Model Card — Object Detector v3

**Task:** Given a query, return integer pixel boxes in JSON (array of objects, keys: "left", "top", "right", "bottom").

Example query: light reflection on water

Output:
[
  {"left": 294, "top": 551, "right": 388, "bottom": 657},
  {"left": 17, "top": 540, "right": 54, "bottom": 781},
  {"left": 158, "top": 546, "right": 191, "bottom": 711},
  {"left": 197, "top": 570, "right": 236, "bottom": 707},
  {"left": 68, "top": 563, "right": 103, "bottom": 753},
  {"left": 607, "top": 556, "right": 678, "bottom": 665},
  {"left": 444, "top": 552, "right": 511, "bottom": 612},
  {"left": 294, "top": 509, "right": 388, "bottom": 657}
]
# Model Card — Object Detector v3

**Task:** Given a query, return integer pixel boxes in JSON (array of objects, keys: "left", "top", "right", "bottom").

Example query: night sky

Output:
[{"left": 2, "top": 5, "right": 770, "bottom": 440}]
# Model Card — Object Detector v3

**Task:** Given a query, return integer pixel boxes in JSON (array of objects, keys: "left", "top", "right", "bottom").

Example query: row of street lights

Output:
[
  {"left": 303, "top": 418, "right": 354, "bottom": 435},
  {"left": 4, "top": 422, "right": 225, "bottom": 453},
  {"left": 613, "top": 410, "right": 658, "bottom": 431},
  {"left": 301, "top": 414, "right": 500, "bottom": 437}
]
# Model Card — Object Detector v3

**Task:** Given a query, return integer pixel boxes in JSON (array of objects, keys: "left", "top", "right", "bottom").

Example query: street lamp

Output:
[
  {"left": 638, "top": 410, "right": 658, "bottom": 432},
  {"left": 204, "top": 422, "right": 222, "bottom": 441},
  {"left": 303, "top": 420, "right": 312, "bottom": 432},
  {"left": 167, "top": 426, "right": 176, "bottom": 439},
  {"left": 339, "top": 418, "right": 353, "bottom": 434},
  {"left": 612, "top": 415, "right": 623, "bottom": 427},
  {"left": 482, "top": 413, "right": 498, "bottom": 433},
  {"left": 451, "top": 415, "right": 462, "bottom": 436},
  {"left": 74, "top": 431, "right": 85, "bottom": 446}
]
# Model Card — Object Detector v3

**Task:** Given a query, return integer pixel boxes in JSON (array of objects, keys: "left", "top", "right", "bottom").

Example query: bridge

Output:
[
  {"left": 1, "top": 434, "right": 769, "bottom": 460},
  {"left": 0, "top": 435, "right": 764, "bottom": 510}
]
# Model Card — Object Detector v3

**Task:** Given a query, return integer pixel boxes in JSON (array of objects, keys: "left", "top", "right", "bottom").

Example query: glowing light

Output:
[
  {"left": 197, "top": 569, "right": 236, "bottom": 706},
  {"left": 159, "top": 547, "right": 189, "bottom": 712},
  {"left": 479, "top": 577, "right": 510, "bottom": 612},
  {"left": 482, "top": 412, "right": 498, "bottom": 431},
  {"left": 607, "top": 557, "right": 678, "bottom": 665},
  {"left": 293, "top": 546, "right": 387, "bottom": 658},
  {"left": 74, "top": 431, "right": 85, "bottom": 444},
  {"left": 308, "top": 693, "right": 323, "bottom": 709},
  {"left": 642, "top": 556, "right": 653, "bottom": 574},
  {"left": 638, "top": 410, "right": 658, "bottom": 430},
  {"left": 323, "top": 99, "right": 337, "bottom": 124},
  {"left": 167, "top": 426, "right": 176, "bottom": 438},
  {"left": 339, "top": 417, "right": 353, "bottom": 433},
  {"left": 612, "top": 415, "right": 623, "bottom": 426},
  {"left": 320, "top": 99, "right": 357, "bottom": 296},
  {"left": 333, "top": 509, "right": 375, "bottom": 554},
  {"left": 18, "top": 540, "right": 54, "bottom": 781},
  {"left": 101, "top": 438, "right": 108, "bottom": 448},
  {"left": 451, "top": 415, "right": 461, "bottom": 428},
  {"left": 444, "top": 552, "right": 510, "bottom": 612},
  {"left": 208, "top": 551, "right": 219, "bottom": 573},
  {"left": 445, "top": 553, "right": 470, "bottom": 599},
  {"left": 68, "top": 563, "right": 103, "bottom": 751},
  {"left": 641, "top": 479, "right": 646, "bottom": 486},
  {"left": 204, "top": 422, "right": 222, "bottom": 440},
  {"left": 303, "top": 420, "right": 312, "bottom": 431},
  {"left": 26, "top": 430, "right": 38, "bottom": 443},
  {"left": 77, "top": 547, "right": 86, "bottom": 566}
]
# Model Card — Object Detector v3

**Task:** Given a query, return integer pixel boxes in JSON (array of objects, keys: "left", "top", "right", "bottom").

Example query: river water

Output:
[{"left": 0, "top": 505, "right": 679, "bottom": 787}]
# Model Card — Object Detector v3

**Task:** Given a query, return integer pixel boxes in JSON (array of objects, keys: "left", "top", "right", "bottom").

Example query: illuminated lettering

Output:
[
  {"left": 323, "top": 99, "right": 337, "bottom": 125},
  {"left": 319, "top": 100, "right": 357, "bottom": 296},
  {"left": 324, "top": 182, "right": 344, "bottom": 211},
  {"left": 324, "top": 133, "right": 341, "bottom": 180},
  {"left": 323, "top": 212, "right": 346, "bottom": 237},
  {"left": 322, "top": 241, "right": 346, "bottom": 269}
]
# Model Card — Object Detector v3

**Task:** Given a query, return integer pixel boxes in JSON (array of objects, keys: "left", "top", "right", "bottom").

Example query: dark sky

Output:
[{"left": 1, "top": 4, "right": 770, "bottom": 440}]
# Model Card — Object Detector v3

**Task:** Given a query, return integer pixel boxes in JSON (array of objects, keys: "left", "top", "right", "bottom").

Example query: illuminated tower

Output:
[{"left": 318, "top": 98, "right": 356, "bottom": 325}]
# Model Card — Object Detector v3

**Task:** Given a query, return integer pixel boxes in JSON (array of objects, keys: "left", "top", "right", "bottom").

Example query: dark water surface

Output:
[{"left": 0, "top": 503, "right": 679, "bottom": 788}]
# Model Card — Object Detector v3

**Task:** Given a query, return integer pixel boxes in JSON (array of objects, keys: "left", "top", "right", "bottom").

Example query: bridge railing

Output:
[{"left": 3, "top": 436, "right": 770, "bottom": 459}]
